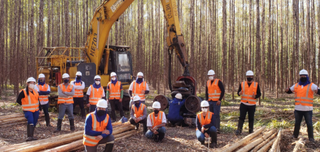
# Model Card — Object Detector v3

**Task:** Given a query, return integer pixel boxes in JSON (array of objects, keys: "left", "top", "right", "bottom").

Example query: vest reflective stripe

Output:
[
  {"left": 83, "top": 113, "right": 110, "bottom": 146},
  {"left": 21, "top": 89, "right": 39, "bottom": 112},
  {"left": 89, "top": 85, "right": 103, "bottom": 105},
  {"left": 133, "top": 81, "right": 146, "bottom": 100},
  {"left": 197, "top": 112, "right": 213, "bottom": 128},
  {"left": 58, "top": 84, "right": 74, "bottom": 104},
  {"left": 36, "top": 84, "right": 49, "bottom": 104},
  {"left": 132, "top": 104, "right": 145, "bottom": 118},
  {"left": 294, "top": 83, "right": 314, "bottom": 107},
  {"left": 73, "top": 82, "right": 84, "bottom": 98},
  {"left": 207, "top": 79, "right": 221, "bottom": 101},
  {"left": 241, "top": 81, "right": 258, "bottom": 105},
  {"left": 108, "top": 82, "right": 121, "bottom": 99},
  {"left": 150, "top": 111, "right": 163, "bottom": 129}
]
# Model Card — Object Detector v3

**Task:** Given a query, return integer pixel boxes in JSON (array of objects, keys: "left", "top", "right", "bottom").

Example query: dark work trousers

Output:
[
  {"left": 73, "top": 97, "right": 86, "bottom": 118},
  {"left": 293, "top": 110, "right": 313, "bottom": 140},
  {"left": 239, "top": 103, "right": 256, "bottom": 132},
  {"left": 129, "top": 118, "right": 147, "bottom": 133},
  {"left": 109, "top": 99, "right": 124, "bottom": 121},
  {"left": 40, "top": 103, "right": 50, "bottom": 126}
]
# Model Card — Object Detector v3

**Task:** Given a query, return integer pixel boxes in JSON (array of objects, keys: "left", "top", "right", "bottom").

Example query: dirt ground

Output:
[{"left": 0, "top": 90, "right": 319, "bottom": 152}]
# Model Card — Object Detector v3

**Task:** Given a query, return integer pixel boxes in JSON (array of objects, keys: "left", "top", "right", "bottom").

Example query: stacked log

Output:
[
  {"left": 0, "top": 113, "right": 55, "bottom": 128},
  {"left": 0, "top": 122, "right": 139, "bottom": 152},
  {"left": 217, "top": 127, "right": 283, "bottom": 152}
]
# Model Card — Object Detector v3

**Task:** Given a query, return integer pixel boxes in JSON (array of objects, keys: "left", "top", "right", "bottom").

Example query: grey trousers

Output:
[
  {"left": 84, "top": 135, "right": 115, "bottom": 152},
  {"left": 58, "top": 104, "right": 74, "bottom": 119}
]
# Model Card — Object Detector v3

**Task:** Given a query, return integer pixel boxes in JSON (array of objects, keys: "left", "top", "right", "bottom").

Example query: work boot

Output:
[
  {"left": 307, "top": 125, "right": 314, "bottom": 142},
  {"left": 154, "top": 134, "right": 160, "bottom": 142},
  {"left": 143, "top": 124, "right": 148, "bottom": 134},
  {"left": 81, "top": 108, "right": 86, "bottom": 119},
  {"left": 249, "top": 121, "right": 254, "bottom": 134},
  {"left": 32, "top": 125, "right": 37, "bottom": 140},
  {"left": 236, "top": 120, "right": 244, "bottom": 135},
  {"left": 158, "top": 132, "right": 165, "bottom": 142},
  {"left": 103, "top": 143, "right": 114, "bottom": 152},
  {"left": 210, "top": 131, "right": 217, "bottom": 148},
  {"left": 135, "top": 123, "right": 139, "bottom": 130},
  {"left": 26, "top": 124, "right": 33, "bottom": 141},
  {"left": 200, "top": 140, "right": 205, "bottom": 145},
  {"left": 54, "top": 119, "right": 62, "bottom": 133},
  {"left": 70, "top": 119, "right": 75, "bottom": 131},
  {"left": 45, "top": 114, "right": 51, "bottom": 127}
]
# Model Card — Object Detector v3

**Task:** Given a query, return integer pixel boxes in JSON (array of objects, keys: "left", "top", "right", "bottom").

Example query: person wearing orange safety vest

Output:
[
  {"left": 146, "top": 101, "right": 166, "bottom": 142},
  {"left": 107, "top": 72, "right": 124, "bottom": 121},
  {"left": 285, "top": 69, "right": 319, "bottom": 142},
  {"left": 34, "top": 73, "right": 51, "bottom": 127},
  {"left": 235, "top": 70, "right": 261, "bottom": 135},
  {"left": 71, "top": 71, "right": 86, "bottom": 119},
  {"left": 16, "top": 77, "right": 40, "bottom": 141},
  {"left": 83, "top": 99, "right": 114, "bottom": 152},
  {"left": 205, "top": 69, "right": 225, "bottom": 133},
  {"left": 196, "top": 100, "right": 217, "bottom": 148},
  {"left": 129, "top": 72, "right": 149, "bottom": 104},
  {"left": 129, "top": 96, "right": 147, "bottom": 134},
  {"left": 55, "top": 73, "right": 75, "bottom": 132},
  {"left": 86, "top": 75, "right": 106, "bottom": 113}
]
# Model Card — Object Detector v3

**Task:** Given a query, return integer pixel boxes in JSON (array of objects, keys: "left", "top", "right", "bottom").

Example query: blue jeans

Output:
[
  {"left": 58, "top": 104, "right": 74, "bottom": 119},
  {"left": 294, "top": 110, "right": 313, "bottom": 139},
  {"left": 24, "top": 110, "right": 39, "bottom": 126},
  {"left": 196, "top": 126, "right": 217, "bottom": 142},
  {"left": 209, "top": 101, "right": 221, "bottom": 131},
  {"left": 145, "top": 127, "right": 166, "bottom": 139}
]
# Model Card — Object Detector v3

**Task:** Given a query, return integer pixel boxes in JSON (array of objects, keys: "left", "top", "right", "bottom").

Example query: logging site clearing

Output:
[{"left": 0, "top": 89, "right": 319, "bottom": 152}]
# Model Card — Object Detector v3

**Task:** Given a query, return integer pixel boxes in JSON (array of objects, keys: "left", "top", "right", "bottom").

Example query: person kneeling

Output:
[
  {"left": 145, "top": 101, "right": 166, "bottom": 142},
  {"left": 196, "top": 100, "right": 217, "bottom": 148},
  {"left": 83, "top": 99, "right": 114, "bottom": 152},
  {"left": 129, "top": 96, "right": 147, "bottom": 134}
]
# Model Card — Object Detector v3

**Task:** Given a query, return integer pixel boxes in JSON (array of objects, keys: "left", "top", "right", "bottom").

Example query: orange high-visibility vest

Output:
[
  {"left": 197, "top": 112, "right": 214, "bottom": 129},
  {"left": 241, "top": 81, "right": 258, "bottom": 104},
  {"left": 207, "top": 79, "right": 221, "bottom": 101},
  {"left": 89, "top": 85, "right": 104, "bottom": 105},
  {"left": 20, "top": 89, "right": 39, "bottom": 112},
  {"left": 36, "top": 84, "right": 49, "bottom": 104},
  {"left": 73, "top": 82, "right": 84, "bottom": 98},
  {"left": 132, "top": 104, "right": 146, "bottom": 118},
  {"left": 83, "top": 113, "right": 110, "bottom": 146},
  {"left": 132, "top": 81, "right": 146, "bottom": 100},
  {"left": 58, "top": 84, "right": 74, "bottom": 104},
  {"left": 149, "top": 111, "right": 164, "bottom": 129},
  {"left": 294, "top": 83, "right": 314, "bottom": 107},
  {"left": 108, "top": 81, "right": 121, "bottom": 100}
]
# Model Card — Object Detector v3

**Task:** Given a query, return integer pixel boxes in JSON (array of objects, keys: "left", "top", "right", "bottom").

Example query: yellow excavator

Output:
[{"left": 36, "top": 0, "right": 197, "bottom": 110}]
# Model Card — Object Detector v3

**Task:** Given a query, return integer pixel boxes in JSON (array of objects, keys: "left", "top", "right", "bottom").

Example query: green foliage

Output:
[
  {"left": 221, "top": 100, "right": 230, "bottom": 106},
  {"left": 267, "top": 119, "right": 294, "bottom": 129},
  {"left": 314, "top": 121, "right": 320, "bottom": 132},
  {"left": 221, "top": 121, "right": 237, "bottom": 133}
]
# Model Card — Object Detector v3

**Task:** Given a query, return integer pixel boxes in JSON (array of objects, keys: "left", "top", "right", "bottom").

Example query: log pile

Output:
[
  {"left": 0, "top": 122, "right": 139, "bottom": 152},
  {"left": 0, "top": 113, "right": 55, "bottom": 128},
  {"left": 217, "top": 127, "right": 283, "bottom": 152}
]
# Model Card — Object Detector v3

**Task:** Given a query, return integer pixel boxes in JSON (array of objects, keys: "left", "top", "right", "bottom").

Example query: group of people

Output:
[{"left": 16, "top": 68, "right": 317, "bottom": 151}]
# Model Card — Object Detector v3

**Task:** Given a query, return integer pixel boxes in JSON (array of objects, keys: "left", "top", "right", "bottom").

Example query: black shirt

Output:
[{"left": 205, "top": 79, "right": 225, "bottom": 101}]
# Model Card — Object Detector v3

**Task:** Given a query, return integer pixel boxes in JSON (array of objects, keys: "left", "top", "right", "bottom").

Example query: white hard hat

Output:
[
  {"left": 175, "top": 93, "right": 182, "bottom": 99},
  {"left": 133, "top": 95, "right": 140, "bottom": 102},
  {"left": 152, "top": 101, "right": 161, "bottom": 109},
  {"left": 62, "top": 73, "right": 70, "bottom": 79},
  {"left": 38, "top": 73, "right": 45, "bottom": 79},
  {"left": 201, "top": 100, "right": 209, "bottom": 107},
  {"left": 76, "top": 71, "right": 82, "bottom": 76},
  {"left": 246, "top": 70, "right": 254, "bottom": 76},
  {"left": 137, "top": 72, "right": 144, "bottom": 77},
  {"left": 26, "top": 77, "right": 36, "bottom": 83},
  {"left": 207, "top": 70, "right": 215, "bottom": 75},
  {"left": 110, "top": 72, "right": 117, "bottom": 77},
  {"left": 96, "top": 99, "right": 108, "bottom": 108},
  {"left": 94, "top": 75, "right": 101, "bottom": 80},
  {"left": 299, "top": 69, "right": 308, "bottom": 75}
]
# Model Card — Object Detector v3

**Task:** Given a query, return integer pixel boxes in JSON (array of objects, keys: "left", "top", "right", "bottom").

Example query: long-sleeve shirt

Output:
[
  {"left": 286, "top": 83, "right": 319, "bottom": 111},
  {"left": 106, "top": 82, "right": 123, "bottom": 99},
  {"left": 237, "top": 82, "right": 261, "bottom": 98},
  {"left": 130, "top": 104, "right": 147, "bottom": 120},
  {"left": 34, "top": 84, "right": 51, "bottom": 95},
  {"left": 84, "top": 111, "right": 113, "bottom": 138},
  {"left": 86, "top": 85, "right": 106, "bottom": 104},
  {"left": 70, "top": 80, "right": 85, "bottom": 90},
  {"left": 205, "top": 79, "right": 225, "bottom": 101},
  {"left": 16, "top": 87, "right": 40, "bottom": 109},
  {"left": 128, "top": 81, "right": 150, "bottom": 98},
  {"left": 147, "top": 112, "right": 167, "bottom": 127},
  {"left": 58, "top": 84, "right": 75, "bottom": 105},
  {"left": 196, "top": 113, "right": 216, "bottom": 131}
]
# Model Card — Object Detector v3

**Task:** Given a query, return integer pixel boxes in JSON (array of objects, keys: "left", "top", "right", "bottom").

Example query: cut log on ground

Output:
[
  {"left": 269, "top": 129, "right": 282, "bottom": 152},
  {"left": 256, "top": 138, "right": 276, "bottom": 152},
  {"left": 251, "top": 131, "right": 278, "bottom": 152},
  {"left": 236, "top": 129, "right": 276, "bottom": 152},
  {"left": 293, "top": 138, "right": 305, "bottom": 152},
  {"left": 219, "top": 126, "right": 266, "bottom": 152}
]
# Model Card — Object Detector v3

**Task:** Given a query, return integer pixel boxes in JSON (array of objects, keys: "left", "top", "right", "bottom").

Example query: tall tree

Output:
[
  {"left": 256, "top": 0, "right": 261, "bottom": 101},
  {"left": 65, "top": 0, "right": 69, "bottom": 46},
  {"left": 222, "top": 0, "right": 227, "bottom": 82},
  {"left": 38, "top": 0, "right": 44, "bottom": 54}
]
